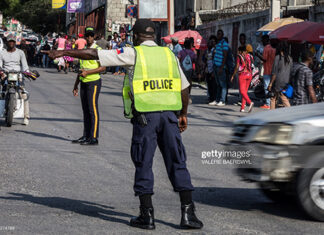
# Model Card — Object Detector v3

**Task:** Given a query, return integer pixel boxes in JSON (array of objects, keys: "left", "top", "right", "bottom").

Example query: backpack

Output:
[{"left": 182, "top": 52, "right": 193, "bottom": 72}]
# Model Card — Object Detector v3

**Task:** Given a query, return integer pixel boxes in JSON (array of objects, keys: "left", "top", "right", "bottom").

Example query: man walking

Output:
[
  {"left": 257, "top": 35, "right": 276, "bottom": 109},
  {"left": 45, "top": 19, "right": 203, "bottom": 230},
  {"left": 291, "top": 50, "right": 317, "bottom": 105},
  {"left": 212, "top": 29, "right": 229, "bottom": 106}
]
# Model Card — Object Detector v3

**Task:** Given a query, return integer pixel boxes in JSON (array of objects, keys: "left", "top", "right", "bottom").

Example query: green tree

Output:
[{"left": 2, "top": 0, "right": 66, "bottom": 35}]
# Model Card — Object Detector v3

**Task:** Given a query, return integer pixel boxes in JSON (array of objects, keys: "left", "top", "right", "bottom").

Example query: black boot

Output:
[
  {"left": 130, "top": 206, "right": 155, "bottom": 230},
  {"left": 180, "top": 202, "right": 203, "bottom": 229},
  {"left": 80, "top": 138, "right": 98, "bottom": 146},
  {"left": 71, "top": 136, "right": 87, "bottom": 144}
]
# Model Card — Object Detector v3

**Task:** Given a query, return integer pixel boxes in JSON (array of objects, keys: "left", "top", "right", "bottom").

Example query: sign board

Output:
[
  {"left": 52, "top": 0, "right": 66, "bottom": 9},
  {"left": 138, "top": 0, "right": 168, "bottom": 20},
  {"left": 67, "top": 0, "right": 84, "bottom": 13}
]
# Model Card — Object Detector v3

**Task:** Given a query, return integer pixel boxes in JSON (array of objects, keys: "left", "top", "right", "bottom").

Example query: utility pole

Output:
[
  {"left": 169, "top": 0, "right": 175, "bottom": 34},
  {"left": 271, "top": 0, "right": 281, "bottom": 21}
]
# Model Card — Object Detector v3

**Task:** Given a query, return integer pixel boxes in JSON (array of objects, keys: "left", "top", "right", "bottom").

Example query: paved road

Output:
[{"left": 0, "top": 68, "right": 324, "bottom": 234}]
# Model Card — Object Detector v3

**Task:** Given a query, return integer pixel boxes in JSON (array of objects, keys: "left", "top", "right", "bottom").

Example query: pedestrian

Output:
[
  {"left": 257, "top": 35, "right": 276, "bottom": 109},
  {"left": 110, "top": 32, "right": 121, "bottom": 75},
  {"left": 75, "top": 33, "right": 87, "bottom": 50},
  {"left": 41, "top": 41, "right": 51, "bottom": 68},
  {"left": 231, "top": 46, "right": 254, "bottom": 113},
  {"left": 239, "top": 33, "right": 253, "bottom": 55},
  {"left": 96, "top": 33, "right": 110, "bottom": 49},
  {"left": 212, "top": 29, "right": 229, "bottom": 106},
  {"left": 171, "top": 37, "right": 182, "bottom": 57},
  {"left": 291, "top": 50, "right": 317, "bottom": 106},
  {"left": 178, "top": 38, "right": 197, "bottom": 99},
  {"left": 71, "top": 27, "right": 105, "bottom": 146},
  {"left": 117, "top": 33, "right": 133, "bottom": 76},
  {"left": 55, "top": 33, "right": 67, "bottom": 72},
  {"left": 204, "top": 35, "right": 217, "bottom": 104},
  {"left": 35, "top": 41, "right": 42, "bottom": 67},
  {"left": 268, "top": 41, "right": 293, "bottom": 109},
  {"left": 63, "top": 37, "right": 74, "bottom": 73},
  {"left": 45, "top": 19, "right": 203, "bottom": 230}
]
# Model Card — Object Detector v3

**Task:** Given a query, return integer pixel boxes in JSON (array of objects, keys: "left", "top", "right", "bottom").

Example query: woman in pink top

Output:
[
  {"left": 55, "top": 34, "right": 67, "bottom": 72},
  {"left": 63, "top": 36, "right": 74, "bottom": 73},
  {"left": 231, "top": 46, "right": 254, "bottom": 113}
]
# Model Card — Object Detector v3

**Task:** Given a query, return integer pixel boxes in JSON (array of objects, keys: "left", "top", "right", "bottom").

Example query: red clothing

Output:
[
  {"left": 263, "top": 44, "right": 276, "bottom": 76},
  {"left": 75, "top": 38, "right": 87, "bottom": 49},
  {"left": 239, "top": 74, "right": 252, "bottom": 110}
]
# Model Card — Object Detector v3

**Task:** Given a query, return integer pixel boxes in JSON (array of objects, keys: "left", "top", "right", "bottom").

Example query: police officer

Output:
[
  {"left": 45, "top": 19, "right": 203, "bottom": 230},
  {"left": 71, "top": 27, "right": 105, "bottom": 145}
]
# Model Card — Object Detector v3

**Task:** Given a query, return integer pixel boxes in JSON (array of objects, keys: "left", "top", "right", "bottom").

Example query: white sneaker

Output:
[
  {"left": 240, "top": 109, "right": 245, "bottom": 113},
  {"left": 23, "top": 118, "right": 29, "bottom": 125},
  {"left": 217, "top": 101, "right": 225, "bottom": 106},
  {"left": 208, "top": 101, "right": 217, "bottom": 106}
]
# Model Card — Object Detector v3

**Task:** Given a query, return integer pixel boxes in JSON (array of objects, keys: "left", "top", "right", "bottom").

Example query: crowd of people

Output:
[{"left": 169, "top": 29, "right": 320, "bottom": 112}]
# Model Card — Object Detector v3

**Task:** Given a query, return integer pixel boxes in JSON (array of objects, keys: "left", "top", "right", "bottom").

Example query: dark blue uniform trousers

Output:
[{"left": 131, "top": 111, "right": 194, "bottom": 196}]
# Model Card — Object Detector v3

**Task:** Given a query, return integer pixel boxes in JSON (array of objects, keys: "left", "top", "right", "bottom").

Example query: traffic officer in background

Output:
[
  {"left": 72, "top": 27, "right": 105, "bottom": 145},
  {"left": 44, "top": 19, "right": 203, "bottom": 230}
]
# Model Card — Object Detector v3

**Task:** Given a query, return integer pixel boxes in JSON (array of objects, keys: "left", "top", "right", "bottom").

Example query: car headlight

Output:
[{"left": 253, "top": 124, "right": 293, "bottom": 145}]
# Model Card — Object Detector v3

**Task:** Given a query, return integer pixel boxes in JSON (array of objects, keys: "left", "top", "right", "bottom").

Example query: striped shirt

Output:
[
  {"left": 213, "top": 39, "right": 229, "bottom": 67},
  {"left": 291, "top": 63, "right": 313, "bottom": 106}
]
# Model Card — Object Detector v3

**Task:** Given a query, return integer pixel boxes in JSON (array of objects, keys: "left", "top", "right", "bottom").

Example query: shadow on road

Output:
[
  {"left": 15, "top": 130, "right": 71, "bottom": 142},
  {"left": 193, "top": 187, "right": 309, "bottom": 221},
  {"left": 0, "top": 193, "right": 180, "bottom": 229},
  {"left": 0, "top": 193, "right": 131, "bottom": 225}
]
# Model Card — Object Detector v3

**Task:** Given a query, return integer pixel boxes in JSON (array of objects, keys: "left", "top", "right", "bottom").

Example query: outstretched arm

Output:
[
  {"left": 179, "top": 87, "right": 189, "bottom": 133},
  {"left": 43, "top": 49, "right": 99, "bottom": 60}
]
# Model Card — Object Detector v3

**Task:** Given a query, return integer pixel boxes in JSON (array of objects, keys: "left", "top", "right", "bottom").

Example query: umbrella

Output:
[
  {"left": 269, "top": 21, "right": 318, "bottom": 40},
  {"left": 258, "top": 17, "right": 304, "bottom": 32},
  {"left": 162, "top": 30, "right": 207, "bottom": 50},
  {"left": 289, "top": 23, "right": 324, "bottom": 44}
]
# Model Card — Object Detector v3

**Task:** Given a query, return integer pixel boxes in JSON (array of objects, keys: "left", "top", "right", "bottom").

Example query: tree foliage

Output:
[{"left": 1, "top": 0, "right": 66, "bottom": 35}]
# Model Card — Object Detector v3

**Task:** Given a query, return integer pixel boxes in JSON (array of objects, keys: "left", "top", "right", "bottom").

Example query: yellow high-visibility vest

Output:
[
  {"left": 123, "top": 45, "right": 182, "bottom": 118},
  {"left": 79, "top": 43, "right": 102, "bottom": 83}
]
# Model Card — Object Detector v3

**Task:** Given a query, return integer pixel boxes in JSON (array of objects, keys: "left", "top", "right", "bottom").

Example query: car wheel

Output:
[{"left": 297, "top": 157, "right": 324, "bottom": 221}]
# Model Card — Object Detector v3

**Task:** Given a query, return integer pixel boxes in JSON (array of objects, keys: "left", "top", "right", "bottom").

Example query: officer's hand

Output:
[
  {"left": 179, "top": 115, "right": 188, "bottom": 133},
  {"left": 79, "top": 69, "right": 88, "bottom": 78},
  {"left": 73, "top": 88, "right": 78, "bottom": 97},
  {"left": 41, "top": 50, "right": 63, "bottom": 60}
]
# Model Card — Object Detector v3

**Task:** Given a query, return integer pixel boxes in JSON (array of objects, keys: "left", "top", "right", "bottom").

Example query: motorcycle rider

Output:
[{"left": 0, "top": 35, "right": 30, "bottom": 125}]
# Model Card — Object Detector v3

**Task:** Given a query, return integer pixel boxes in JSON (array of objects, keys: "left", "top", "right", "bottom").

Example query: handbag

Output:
[{"left": 281, "top": 84, "right": 294, "bottom": 99}]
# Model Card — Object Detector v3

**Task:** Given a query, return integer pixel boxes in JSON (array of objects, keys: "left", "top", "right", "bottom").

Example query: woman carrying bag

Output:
[{"left": 268, "top": 41, "right": 293, "bottom": 110}]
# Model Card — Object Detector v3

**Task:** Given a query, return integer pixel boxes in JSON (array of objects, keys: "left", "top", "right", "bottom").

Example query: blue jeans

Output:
[
  {"left": 42, "top": 54, "right": 49, "bottom": 68},
  {"left": 263, "top": 75, "right": 271, "bottom": 106},
  {"left": 214, "top": 66, "right": 227, "bottom": 103}
]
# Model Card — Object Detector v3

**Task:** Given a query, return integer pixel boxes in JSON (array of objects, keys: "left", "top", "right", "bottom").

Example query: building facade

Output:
[
  {"left": 197, "top": 0, "right": 314, "bottom": 55},
  {"left": 66, "top": 0, "right": 137, "bottom": 38}
]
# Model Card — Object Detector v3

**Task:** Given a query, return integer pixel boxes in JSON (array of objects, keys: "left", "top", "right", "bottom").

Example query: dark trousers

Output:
[
  {"left": 206, "top": 72, "right": 217, "bottom": 102},
  {"left": 80, "top": 79, "right": 101, "bottom": 139},
  {"left": 131, "top": 111, "right": 194, "bottom": 196}
]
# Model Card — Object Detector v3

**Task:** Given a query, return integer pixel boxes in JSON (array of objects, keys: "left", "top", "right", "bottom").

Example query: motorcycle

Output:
[
  {"left": 313, "top": 69, "right": 324, "bottom": 102},
  {"left": 0, "top": 70, "right": 38, "bottom": 127}
]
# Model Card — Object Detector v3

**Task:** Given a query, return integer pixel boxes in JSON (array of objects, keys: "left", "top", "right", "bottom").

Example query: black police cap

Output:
[{"left": 132, "top": 19, "right": 155, "bottom": 35}]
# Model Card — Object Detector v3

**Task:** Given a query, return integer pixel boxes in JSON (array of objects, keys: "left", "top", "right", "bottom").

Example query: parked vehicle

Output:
[{"left": 229, "top": 103, "right": 324, "bottom": 221}]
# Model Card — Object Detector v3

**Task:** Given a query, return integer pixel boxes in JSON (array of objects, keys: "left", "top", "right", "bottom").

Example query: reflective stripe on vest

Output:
[
  {"left": 122, "top": 45, "right": 182, "bottom": 118},
  {"left": 79, "top": 44, "right": 102, "bottom": 82}
]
